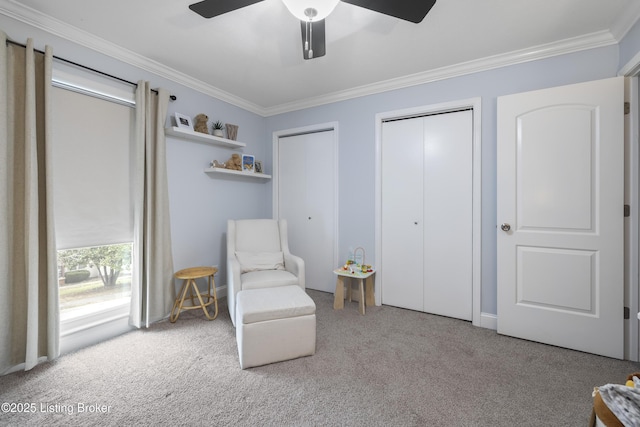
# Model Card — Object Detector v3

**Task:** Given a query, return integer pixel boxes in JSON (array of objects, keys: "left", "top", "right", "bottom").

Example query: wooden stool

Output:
[{"left": 170, "top": 266, "right": 219, "bottom": 322}]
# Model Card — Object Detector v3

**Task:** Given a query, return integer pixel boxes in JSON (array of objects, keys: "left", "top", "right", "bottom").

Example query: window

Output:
[
  {"left": 57, "top": 243, "right": 132, "bottom": 311},
  {"left": 51, "top": 61, "right": 136, "bottom": 322}
]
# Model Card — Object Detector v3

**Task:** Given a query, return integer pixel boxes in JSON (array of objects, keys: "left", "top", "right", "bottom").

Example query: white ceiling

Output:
[{"left": 3, "top": 0, "right": 640, "bottom": 115}]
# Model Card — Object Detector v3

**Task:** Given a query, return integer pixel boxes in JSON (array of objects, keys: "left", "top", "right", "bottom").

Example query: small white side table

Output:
[{"left": 333, "top": 268, "right": 376, "bottom": 315}]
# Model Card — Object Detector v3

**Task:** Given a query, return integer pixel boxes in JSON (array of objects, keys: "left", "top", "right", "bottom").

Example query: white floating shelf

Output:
[
  {"left": 204, "top": 167, "right": 271, "bottom": 180},
  {"left": 165, "top": 126, "right": 246, "bottom": 148}
]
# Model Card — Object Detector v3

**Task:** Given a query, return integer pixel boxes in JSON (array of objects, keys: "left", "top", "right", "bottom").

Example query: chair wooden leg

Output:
[
  {"left": 170, "top": 279, "right": 192, "bottom": 323},
  {"left": 209, "top": 274, "right": 219, "bottom": 319},
  {"left": 189, "top": 280, "right": 216, "bottom": 320},
  {"left": 186, "top": 279, "right": 196, "bottom": 304}
]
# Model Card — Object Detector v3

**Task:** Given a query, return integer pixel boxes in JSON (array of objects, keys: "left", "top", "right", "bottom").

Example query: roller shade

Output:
[{"left": 51, "top": 86, "right": 134, "bottom": 250}]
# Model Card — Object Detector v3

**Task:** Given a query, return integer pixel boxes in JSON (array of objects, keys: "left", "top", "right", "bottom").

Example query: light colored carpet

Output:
[{"left": 1, "top": 290, "right": 638, "bottom": 426}]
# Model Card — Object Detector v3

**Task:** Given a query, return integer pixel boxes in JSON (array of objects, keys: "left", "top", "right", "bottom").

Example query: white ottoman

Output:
[{"left": 236, "top": 285, "right": 316, "bottom": 369}]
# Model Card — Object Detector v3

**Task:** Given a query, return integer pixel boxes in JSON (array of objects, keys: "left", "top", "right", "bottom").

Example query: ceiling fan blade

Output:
[
  {"left": 299, "top": 20, "right": 326, "bottom": 60},
  {"left": 340, "top": 0, "right": 436, "bottom": 23},
  {"left": 189, "top": 0, "right": 264, "bottom": 19}
]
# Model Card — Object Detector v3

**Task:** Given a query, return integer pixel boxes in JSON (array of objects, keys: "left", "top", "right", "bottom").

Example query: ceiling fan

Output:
[{"left": 188, "top": 0, "right": 437, "bottom": 60}]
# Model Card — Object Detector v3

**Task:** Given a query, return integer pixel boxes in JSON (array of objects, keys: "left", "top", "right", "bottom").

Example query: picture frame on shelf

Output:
[
  {"left": 255, "top": 161, "right": 263, "bottom": 174},
  {"left": 175, "top": 113, "right": 193, "bottom": 130},
  {"left": 242, "top": 155, "right": 255, "bottom": 173}
]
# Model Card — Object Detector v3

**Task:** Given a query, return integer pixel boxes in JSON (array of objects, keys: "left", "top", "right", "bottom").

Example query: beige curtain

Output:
[
  {"left": 130, "top": 81, "right": 174, "bottom": 328},
  {"left": 0, "top": 32, "right": 59, "bottom": 374}
]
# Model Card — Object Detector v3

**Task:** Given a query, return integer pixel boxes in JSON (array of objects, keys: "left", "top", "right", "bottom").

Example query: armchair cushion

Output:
[
  {"left": 235, "top": 251, "right": 285, "bottom": 273},
  {"left": 241, "top": 270, "right": 299, "bottom": 290},
  {"left": 237, "top": 285, "right": 316, "bottom": 324},
  {"left": 235, "top": 220, "right": 282, "bottom": 252}
]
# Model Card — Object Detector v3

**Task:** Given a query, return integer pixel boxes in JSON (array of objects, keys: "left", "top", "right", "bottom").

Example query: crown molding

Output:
[
  {"left": 263, "top": 30, "right": 618, "bottom": 116},
  {"left": 0, "top": 0, "right": 624, "bottom": 117},
  {"left": 0, "top": 0, "right": 266, "bottom": 115},
  {"left": 609, "top": 1, "right": 640, "bottom": 41},
  {"left": 620, "top": 50, "right": 640, "bottom": 77}
]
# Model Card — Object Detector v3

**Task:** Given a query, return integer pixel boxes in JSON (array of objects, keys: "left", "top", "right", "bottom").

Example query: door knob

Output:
[{"left": 500, "top": 223, "right": 511, "bottom": 232}]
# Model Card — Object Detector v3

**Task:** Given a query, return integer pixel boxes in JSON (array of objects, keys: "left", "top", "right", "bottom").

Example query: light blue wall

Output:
[
  {"left": 164, "top": 94, "right": 269, "bottom": 273},
  {"left": 265, "top": 46, "right": 621, "bottom": 315},
  {"left": 620, "top": 18, "right": 640, "bottom": 71}
]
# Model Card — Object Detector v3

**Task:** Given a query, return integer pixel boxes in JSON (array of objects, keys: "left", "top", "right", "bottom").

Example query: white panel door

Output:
[
  {"left": 423, "top": 111, "right": 473, "bottom": 320},
  {"left": 381, "top": 119, "right": 425, "bottom": 310},
  {"left": 497, "top": 77, "right": 624, "bottom": 358},
  {"left": 278, "top": 131, "right": 336, "bottom": 293}
]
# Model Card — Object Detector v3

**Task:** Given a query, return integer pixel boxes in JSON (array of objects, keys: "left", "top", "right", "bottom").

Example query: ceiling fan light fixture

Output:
[{"left": 282, "top": 0, "right": 339, "bottom": 21}]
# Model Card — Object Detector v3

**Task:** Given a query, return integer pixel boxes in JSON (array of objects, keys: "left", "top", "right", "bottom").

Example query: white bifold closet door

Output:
[
  {"left": 381, "top": 110, "right": 473, "bottom": 320},
  {"left": 278, "top": 130, "right": 336, "bottom": 293}
]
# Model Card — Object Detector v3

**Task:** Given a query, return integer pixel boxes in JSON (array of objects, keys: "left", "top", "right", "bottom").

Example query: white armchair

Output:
[{"left": 227, "top": 219, "right": 305, "bottom": 326}]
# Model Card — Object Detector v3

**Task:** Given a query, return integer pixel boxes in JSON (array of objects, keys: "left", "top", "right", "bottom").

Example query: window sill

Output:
[
  {"left": 60, "top": 297, "right": 130, "bottom": 323},
  {"left": 60, "top": 298, "right": 133, "bottom": 354}
]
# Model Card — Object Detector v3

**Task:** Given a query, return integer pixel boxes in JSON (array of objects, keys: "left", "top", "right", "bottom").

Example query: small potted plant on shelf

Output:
[{"left": 212, "top": 120, "right": 225, "bottom": 137}]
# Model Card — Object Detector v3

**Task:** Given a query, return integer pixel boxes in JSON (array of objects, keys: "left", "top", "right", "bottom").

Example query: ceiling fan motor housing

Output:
[{"left": 282, "top": 0, "right": 340, "bottom": 21}]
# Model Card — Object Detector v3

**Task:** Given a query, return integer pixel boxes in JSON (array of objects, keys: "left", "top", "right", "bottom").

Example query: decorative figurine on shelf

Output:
[
  {"left": 211, "top": 160, "right": 225, "bottom": 168},
  {"left": 225, "top": 153, "right": 242, "bottom": 171},
  {"left": 194, "top": 113, "right": 209, "bottom": 134},
  {"left": 212, "top": 120, "right": 224, "bottom": 137}
]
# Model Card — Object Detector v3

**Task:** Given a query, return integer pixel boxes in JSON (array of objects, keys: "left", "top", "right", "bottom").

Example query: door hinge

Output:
[
  {"left": 624, "top": 306, "right": 630, "bottom": 319},
  {"left": 625, "top": 102, "right": 631, "bottom": 115},
  {"left": 625, "top": 204, "right": 631, "bottom": 217}
]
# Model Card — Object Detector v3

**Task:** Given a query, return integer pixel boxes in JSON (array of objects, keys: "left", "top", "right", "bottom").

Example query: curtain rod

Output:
[{"left": 6, "top": 39, "right": 177, "bottom": 101}]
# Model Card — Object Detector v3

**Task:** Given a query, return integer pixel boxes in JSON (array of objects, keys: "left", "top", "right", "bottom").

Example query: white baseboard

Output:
[
  {"left": 216, "top": 284, "right": 227, "bottom": 300},
  {"left": 479, "top": 312, "right": 497, "bottom": 330},
  {"left": 216, "top": 284, "right": 492, "bottom": 331}
]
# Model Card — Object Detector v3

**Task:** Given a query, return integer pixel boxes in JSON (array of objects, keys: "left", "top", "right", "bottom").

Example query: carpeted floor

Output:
[{"left": 1, "top": 290, "right": 639, "bottom": 426}]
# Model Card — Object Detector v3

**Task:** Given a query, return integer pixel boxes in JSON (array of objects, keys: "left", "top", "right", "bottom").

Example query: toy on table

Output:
[{"left": 340, "top": 259, "right": 373, "bottom": 274}]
